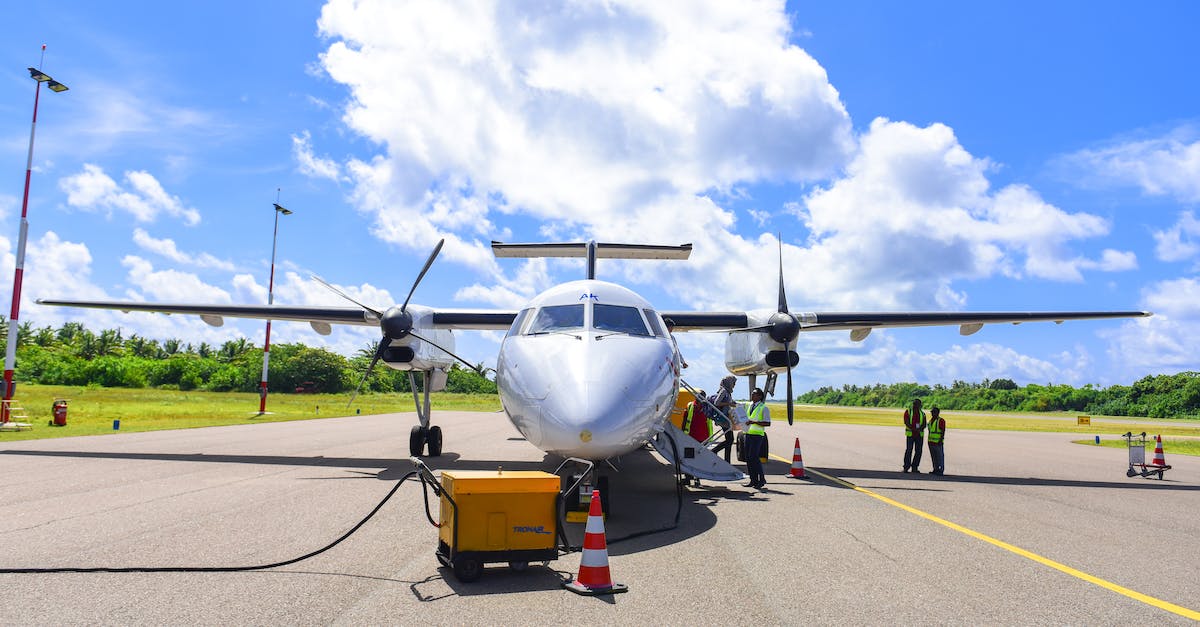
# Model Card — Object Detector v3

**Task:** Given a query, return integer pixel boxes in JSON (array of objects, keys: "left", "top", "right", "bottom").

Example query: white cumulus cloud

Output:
[
  {"left": 1061, "top": 126, "right": 1200, "bottom": 203},
  {"left": 59, "top": 164, "right": 201, "bottom": 225},
  {"left": 132, "top": 228, "right": 235, "bottom": 271}
]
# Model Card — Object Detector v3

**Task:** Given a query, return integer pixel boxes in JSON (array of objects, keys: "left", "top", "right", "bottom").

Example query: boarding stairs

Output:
[
  {"left": 0, "top": 399, "right": 32, "bottom": 431},
  {"left": 650, "top": 420, "right": 745, "bottom": 482}
]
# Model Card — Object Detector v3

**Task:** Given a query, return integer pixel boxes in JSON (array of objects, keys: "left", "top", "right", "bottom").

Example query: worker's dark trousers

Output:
[
  {"left": 928, "top": 443, "right": 944, "bottom": 474},
  {"left": 904, "top": 434, "right": 924, "bottom": 471},
  {"left": 744, "top": 434, "right": 766, "bottom": 485}
]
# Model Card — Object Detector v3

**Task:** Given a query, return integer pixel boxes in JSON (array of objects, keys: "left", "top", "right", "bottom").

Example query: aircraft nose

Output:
[{"left": 537, "top": 339, "right": 676, "bottom": 458}]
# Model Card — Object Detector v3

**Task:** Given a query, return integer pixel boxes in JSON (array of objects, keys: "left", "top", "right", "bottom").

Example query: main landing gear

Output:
[{"left": 408, "top": 370, "right": 444, "bottom": 457}]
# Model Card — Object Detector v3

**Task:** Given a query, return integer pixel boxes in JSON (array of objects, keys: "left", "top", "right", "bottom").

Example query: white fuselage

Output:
[{"left": 495, "top": 280, "right": 680, "bottom": 460}]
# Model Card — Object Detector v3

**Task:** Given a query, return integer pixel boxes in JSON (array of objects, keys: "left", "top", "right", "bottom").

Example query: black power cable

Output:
[{"left": 0, "top": 471, "right": 424, "bottom": 574}]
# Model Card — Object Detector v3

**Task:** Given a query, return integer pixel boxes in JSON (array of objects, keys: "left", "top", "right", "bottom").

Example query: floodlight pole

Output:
[
  {"left": 258, "top": 193, "right": 292, "bottom": 415},
  {"left": 3, "top": 46, "right": 68, "bottom": 423}
]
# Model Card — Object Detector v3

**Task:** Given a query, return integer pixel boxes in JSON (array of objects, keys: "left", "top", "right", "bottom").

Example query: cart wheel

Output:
[
  {"left": 1158, "top": 470, "right": 1164, "bottom": 480},
  {"left": 453, "top": 556, "right": 483, "bottom": 582},
  {"left": 508, "top": 561, "right": 528, "bottom": 572},
  {"left": 1126, "top": 468, "right": 1136, "bottom": 478}
]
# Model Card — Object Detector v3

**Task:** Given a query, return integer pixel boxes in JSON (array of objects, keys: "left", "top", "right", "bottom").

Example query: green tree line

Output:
[
  {"left": 796, "top": 374, "right": 1200, "bottom": 419},
  {"left": 0, "top": 319, "right": 497, "bottom": 395}
]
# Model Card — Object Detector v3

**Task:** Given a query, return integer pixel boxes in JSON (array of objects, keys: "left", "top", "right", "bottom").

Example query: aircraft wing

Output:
[
  {"left": 661, "top": 310, "right": 1152, "bottom": 333},
  {"left": 36, "top": 299, "right": 519, "bottom": 331}
]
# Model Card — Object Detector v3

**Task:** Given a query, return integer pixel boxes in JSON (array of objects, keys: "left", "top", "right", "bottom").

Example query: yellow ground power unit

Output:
[{"left": 436, "top": 469, "right": 561, "bottom": 582}]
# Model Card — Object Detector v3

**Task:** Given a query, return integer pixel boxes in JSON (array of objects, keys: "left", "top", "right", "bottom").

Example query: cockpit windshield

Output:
[
  {"left": 593, "top": 304, "right": 651, "bottom": 336},
  {"left": 527, "top": 304, "right": 585, "bottom": 334}
]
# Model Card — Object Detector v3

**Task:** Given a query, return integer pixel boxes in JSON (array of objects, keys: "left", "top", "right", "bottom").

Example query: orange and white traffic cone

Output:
[
  {"left": 564, "top": 489, "right": 628, "bottom": 595},
  {"left": 1151, "top": 434, "right": 1167, "bottom": 467},
  {"left": 790, "top": 437, "right": 806, "bottom": 479}
]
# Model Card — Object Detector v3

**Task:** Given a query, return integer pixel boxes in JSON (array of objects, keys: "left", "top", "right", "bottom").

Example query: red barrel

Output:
[{"left": 52, "top": 399, "right": 68, "bottom": 426}]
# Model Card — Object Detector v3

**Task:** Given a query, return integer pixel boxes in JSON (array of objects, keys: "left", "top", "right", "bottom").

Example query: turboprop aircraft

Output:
[{"left": 38, "top": 240, "right": 1151, "bottom": 491}]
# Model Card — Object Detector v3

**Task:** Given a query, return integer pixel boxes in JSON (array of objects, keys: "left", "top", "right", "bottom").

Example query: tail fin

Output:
[{"left": 491, "top": 240, "right": 691, "bottom": 279}]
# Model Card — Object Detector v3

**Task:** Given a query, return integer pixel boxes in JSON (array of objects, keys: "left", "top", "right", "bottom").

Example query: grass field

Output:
[
  {"left": 0, "top": 384, "right": 500, "bottom": 441},
  {"left": 2, "top": 384, "right": 1198, "bottom": 458},
  {"left": 1071, "top": 437, "right": 1200, "bottom": 457}
]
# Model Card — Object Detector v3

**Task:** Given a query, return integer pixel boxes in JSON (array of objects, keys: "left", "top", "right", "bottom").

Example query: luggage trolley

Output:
[{"left": 1123, "top": 431, "right": 1170, "bottom": 479}]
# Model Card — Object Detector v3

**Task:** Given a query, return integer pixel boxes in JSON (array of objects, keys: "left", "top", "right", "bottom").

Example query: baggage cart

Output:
[{"left": 1123, "top": 431, "right": 1170, "bottom": 479}]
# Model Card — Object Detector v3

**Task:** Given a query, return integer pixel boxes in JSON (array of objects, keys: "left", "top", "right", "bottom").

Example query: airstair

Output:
[
  {"left": 650, "top": 420, "right": 744, "bottom": 482},
  {"left": 0, "top": 399, "right": 32, "bottom": 431}
]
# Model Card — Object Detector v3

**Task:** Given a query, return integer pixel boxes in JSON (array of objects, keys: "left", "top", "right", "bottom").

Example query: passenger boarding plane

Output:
[{"left": 39, "top": 240, "right": 1150, "bottom": 495}]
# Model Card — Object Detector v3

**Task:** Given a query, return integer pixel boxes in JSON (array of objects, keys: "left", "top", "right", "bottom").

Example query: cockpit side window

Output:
[
  {"left": 594, "top": 304, "right": 651, "bottom": 336},
  {"left": 526, "top": 304, "right": 585, "bottom": 334},
  {"left": 642, "top": 308, "right": 666, "bottom": 337},
  {"left": 507, "top": 308, "right": 532, "bottom": 338}
]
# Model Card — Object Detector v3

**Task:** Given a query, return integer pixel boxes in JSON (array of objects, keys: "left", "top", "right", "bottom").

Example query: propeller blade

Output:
[
  {"left": 410, "top": 330, "right": 487, "bottom": 375},
  {"left": 347, "top": 339, "right": 387, "bottom": 408},
  {"left": 401, "top": 239, "right": 445, "bottom": 312},
  {"left": 777, "top": 233, "right": 788, "bottom": 314},
  {"left": 312, "top": 275, "right": 382, "bottom": 317}
]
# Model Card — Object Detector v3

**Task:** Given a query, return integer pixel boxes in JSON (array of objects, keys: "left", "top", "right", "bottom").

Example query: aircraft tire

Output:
[
  {"left": 597, "top": 476, "right": 611, "bottom": 515},
  {"left": 410, "top": 425, "right": 427, "bottom": 457},
  {"left": 427, "top": 425, "right": 443, "bottom": 456}
]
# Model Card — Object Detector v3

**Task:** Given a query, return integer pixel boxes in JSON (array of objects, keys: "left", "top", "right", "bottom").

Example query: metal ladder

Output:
[{"left": 0, "top": 399, "right": 32, "bottom": 431}]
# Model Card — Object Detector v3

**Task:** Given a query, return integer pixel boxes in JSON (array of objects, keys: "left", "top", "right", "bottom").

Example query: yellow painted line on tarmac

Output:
[{"left": 768, "top": 453, "right": 1200, "bottom": 621}]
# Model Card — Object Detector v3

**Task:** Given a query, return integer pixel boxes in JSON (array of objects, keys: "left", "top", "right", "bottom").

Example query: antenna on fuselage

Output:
[{"left": 491, "top": 240, "right": 693, "bottom": 280}]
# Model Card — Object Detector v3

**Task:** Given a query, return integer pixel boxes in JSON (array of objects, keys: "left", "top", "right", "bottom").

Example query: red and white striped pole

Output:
[
  {"left": 3, "top": 46, "right": 68, "bottom": 422},
  {"left": 258, "top": 193, "right": 291, "bottom": 415}
]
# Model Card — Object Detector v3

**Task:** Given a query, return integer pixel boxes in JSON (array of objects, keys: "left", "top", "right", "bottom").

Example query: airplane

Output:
[{"left": 38, "top": 239, "right": 1151, "bottom": 502}]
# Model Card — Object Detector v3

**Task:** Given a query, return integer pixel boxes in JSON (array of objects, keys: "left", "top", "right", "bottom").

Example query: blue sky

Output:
[{"left": 2, "top": 1, "right": 1198, "bottom": 398}]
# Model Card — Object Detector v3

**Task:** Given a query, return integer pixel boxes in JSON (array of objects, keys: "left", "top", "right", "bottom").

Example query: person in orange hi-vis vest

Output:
[{"left": 903, "top": 398, "right": 927, "bottom": 473}]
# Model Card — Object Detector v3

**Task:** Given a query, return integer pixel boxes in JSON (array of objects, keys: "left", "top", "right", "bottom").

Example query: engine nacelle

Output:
[
  {"left": 379, "top": 305, "right": 458, "bottom": 374},
  {"left": 724, "top": 309, "right": 798, "bottom": 376}
]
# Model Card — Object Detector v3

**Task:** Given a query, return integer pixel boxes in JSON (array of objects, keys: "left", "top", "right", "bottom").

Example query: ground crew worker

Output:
[
  {"left": 682, "top": 390, "right": 712, "bottom": 443},
  {"left": 927, "top": 406, "right": 945, "bottom": 475},
  {"left": 903, "top": 398, "right": 926, "bottom": 473},
  {"left": 742, "top": 388, "right": 770, "bottom": 489}
]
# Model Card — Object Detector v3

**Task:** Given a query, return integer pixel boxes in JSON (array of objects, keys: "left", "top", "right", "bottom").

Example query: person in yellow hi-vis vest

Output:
[
  {"left": 742, "top": 387, "right": 771, "bottom": 489},
  {"left": 926, "top": 406, "right": 946, "bottom": 475}
]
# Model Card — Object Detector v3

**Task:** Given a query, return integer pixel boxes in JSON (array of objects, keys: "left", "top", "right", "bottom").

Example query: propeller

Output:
[
  {"left": 767, "top": 235, "right": 800, "bottom": 425},
  {"left": 314, "top": 239, "right": 489, "bottom": 407}
]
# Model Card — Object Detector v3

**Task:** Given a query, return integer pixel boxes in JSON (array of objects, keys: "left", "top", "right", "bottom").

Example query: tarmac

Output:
[{"left": 1, "top": 411, "right": 1197, "bottom": 625}]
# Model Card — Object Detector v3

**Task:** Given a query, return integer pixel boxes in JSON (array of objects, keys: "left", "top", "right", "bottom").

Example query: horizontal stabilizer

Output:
[
  {"left": 650, "top": 421, "right": 745, "bottom": 482},
  {"left": 491, "top": 241, "right": 691, "bottom": 260}
]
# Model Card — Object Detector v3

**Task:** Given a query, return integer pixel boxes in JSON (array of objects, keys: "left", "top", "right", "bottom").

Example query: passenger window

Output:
[
  {"left": 642, "top": 309, "right": 666, "bottom": 337},
  {"left": 594, "top": 304, "right": 650, "bottom": 336},
  {"left": 507, "top": 308, "right": 532, "bottom": 338},
  {"left": 527, "top": 304, "right": 585, "bottom": 334}
]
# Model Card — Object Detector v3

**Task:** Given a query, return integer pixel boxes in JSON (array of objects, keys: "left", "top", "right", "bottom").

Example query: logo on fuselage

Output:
[{"left": 579, "top": 293, "right": 599, "bottom": 301}]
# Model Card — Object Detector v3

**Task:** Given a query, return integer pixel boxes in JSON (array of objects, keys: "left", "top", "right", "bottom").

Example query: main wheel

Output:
[
  {"left": 427, "top": 425, "right": 443, "bottom": 456},
  {"left": 409, "top": 425, "right": 427, "bottom": 457},
  {"left": 453, "top": 556, "right": 483, "bottom": 582}
]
